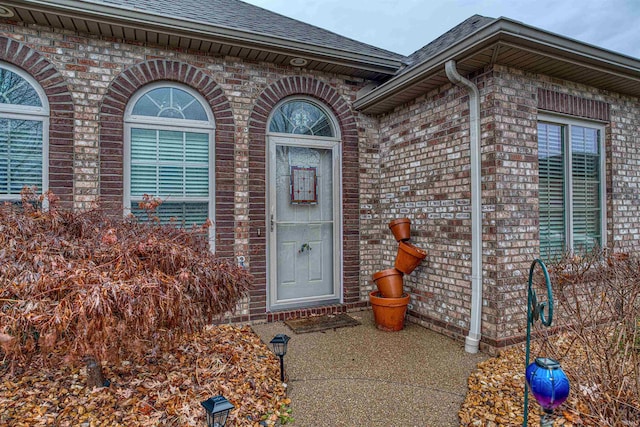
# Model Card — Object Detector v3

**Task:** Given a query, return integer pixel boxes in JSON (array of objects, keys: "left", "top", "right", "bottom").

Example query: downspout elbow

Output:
[
  {"left": 445, "top": 60, "right": 483, "bottom": 354},
  {"left": 445, "top": 61, "right": 479, "bottom": 102}
]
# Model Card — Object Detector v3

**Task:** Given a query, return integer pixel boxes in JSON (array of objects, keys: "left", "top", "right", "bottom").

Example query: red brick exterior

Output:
[
  {"left": 247, "top": 76, "right": 362, "bottom": 319},
  {"left": 0, "top": 36, "right": 74, "bottom": 209},
  {"left": 98, "top": 60, "right": 236, "bottom": 258}
]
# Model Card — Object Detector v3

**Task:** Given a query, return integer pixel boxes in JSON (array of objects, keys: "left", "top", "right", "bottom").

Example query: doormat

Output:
[{"left": 284, "top": 313, "right": 361, "bottom": 334}]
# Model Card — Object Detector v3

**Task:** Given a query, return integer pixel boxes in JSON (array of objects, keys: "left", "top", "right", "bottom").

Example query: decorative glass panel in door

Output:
[{"left": 271, "top": 143, "right": 337, "bottom": 306}]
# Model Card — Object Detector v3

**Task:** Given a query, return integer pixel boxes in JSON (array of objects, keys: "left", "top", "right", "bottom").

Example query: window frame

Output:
[
  {"left": 124, "top": 82, "right": 215, "bottom": 247},
  {"left": 0, "top": 62, "right": 49, "bottom": 202},
  {"left": 538, "top": 112, "right": 606, "bottom": 257}
]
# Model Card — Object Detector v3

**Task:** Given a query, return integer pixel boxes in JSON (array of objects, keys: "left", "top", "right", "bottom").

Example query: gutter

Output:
[{"left": 444, "top": 60, "right": 482, "bottom": 354}]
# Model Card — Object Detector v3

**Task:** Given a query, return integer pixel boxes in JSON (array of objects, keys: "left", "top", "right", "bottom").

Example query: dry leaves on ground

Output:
[{"left": 0, "top": 324, "right": 288, "bottom": 426}]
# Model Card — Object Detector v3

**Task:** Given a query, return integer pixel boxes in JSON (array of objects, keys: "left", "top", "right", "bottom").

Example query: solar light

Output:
[
  {"left": 526, "top": 357, "right": 570, "bottom": 426},
  {"left": 269, "top": 334, "right": 290, "bottom": 382},
  {"left": 201, "top": 395, "right": 234, "bottom": 427}
]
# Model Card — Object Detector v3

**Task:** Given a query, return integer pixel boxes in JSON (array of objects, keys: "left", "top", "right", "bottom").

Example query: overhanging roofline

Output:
[
  {"left": 1, "top": 0, "right": 406, "bottom": 75},
  {"left": 355, "top": 17, "right": 640, "bottom": 113}
]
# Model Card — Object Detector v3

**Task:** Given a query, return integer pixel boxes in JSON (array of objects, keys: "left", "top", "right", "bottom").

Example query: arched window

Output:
[
  {"left": 269, "top": 99, "right": 335, "bottom": 137},
  {"left": 124, "top": 83, "right": 215, "bottom": 236},
  {"left": 0, "top": 63, "right": 49, "bottom": 201}
]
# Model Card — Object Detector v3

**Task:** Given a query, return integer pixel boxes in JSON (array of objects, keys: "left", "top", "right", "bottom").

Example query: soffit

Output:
[{"left": 0, "top": 0, "right": 405, "bottom": 80}]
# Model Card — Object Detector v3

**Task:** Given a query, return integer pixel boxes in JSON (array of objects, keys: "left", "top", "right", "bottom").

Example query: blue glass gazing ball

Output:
[{"left": 526, "top": 357, "right": 570, "bottom": 413}]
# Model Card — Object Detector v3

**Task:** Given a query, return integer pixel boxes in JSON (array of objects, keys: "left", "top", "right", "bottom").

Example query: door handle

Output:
[{"left": 270, "top": 214, "right": 274, "bottom": 232}]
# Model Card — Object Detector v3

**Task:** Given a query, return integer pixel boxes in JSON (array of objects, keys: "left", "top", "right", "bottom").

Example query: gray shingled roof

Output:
[
  {"left": 402, "top": 14, "right": 495, "bottom": 73},
  {"left": 87, "top": 0, "right": 407, "bottom": 62}
]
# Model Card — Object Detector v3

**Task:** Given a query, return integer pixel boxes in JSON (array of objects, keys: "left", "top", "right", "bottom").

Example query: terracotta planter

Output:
[
  {"left": 369, "top": 291, "right": 410, "bottom": 332},
  {"left": 394, "top": 241, "right": 427, "bottom": 275},
  {"left": 388, "top": 218, "right": 411, "bottom": 242},
  {"left": 372, "top": 268, "right": 404, "bottom": 298}
]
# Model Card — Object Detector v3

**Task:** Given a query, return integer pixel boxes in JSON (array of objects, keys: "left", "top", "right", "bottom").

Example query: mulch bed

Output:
[{"left": 0, "top": 325, "right": 288, "bottom": 426}]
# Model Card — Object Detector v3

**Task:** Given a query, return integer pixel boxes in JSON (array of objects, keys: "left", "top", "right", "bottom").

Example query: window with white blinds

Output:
[
  {"left": 124, "top": 83, "right": 214, "bottom": 233},
  {"left": 538, "top": 115, "right": 604, "bottom": 260},
  {"left": 0, "top": 64, "right": 48, "bottom": 201}
]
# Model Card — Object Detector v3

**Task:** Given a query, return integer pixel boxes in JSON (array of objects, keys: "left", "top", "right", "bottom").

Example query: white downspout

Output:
[{"left": 445, "top": 60, "right": 482, "bottom": 354}]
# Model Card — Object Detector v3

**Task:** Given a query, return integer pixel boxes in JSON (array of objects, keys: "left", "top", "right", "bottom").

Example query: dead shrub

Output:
[{"left": 0, "top": 189, "right": 252, "bottom": 383}]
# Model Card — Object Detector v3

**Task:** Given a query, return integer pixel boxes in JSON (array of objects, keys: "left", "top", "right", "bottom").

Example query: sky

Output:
[{"left": 243, "top": 0, "right": 640, "bottom": 59}]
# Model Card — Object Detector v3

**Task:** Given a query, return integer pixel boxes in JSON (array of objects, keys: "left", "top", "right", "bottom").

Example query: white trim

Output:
[
  {"left": 124, "top": 82, "right": 216, "bottom": 250},
  {"left": 538, "top": 113, "right": 607, "bottom": 254},
  {"left": 266, "top": 96, "right": 343, "bottom": 311},
  {"left": 0, "top": 62, "right": 49, "bottom": 201},
  {"left": 266, "top": 135, "right": 343, "bottom": 310}
]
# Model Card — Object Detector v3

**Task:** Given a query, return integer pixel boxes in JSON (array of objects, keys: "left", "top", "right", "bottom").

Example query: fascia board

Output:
[{"left": 4, "top": 0, "right": 406, "bottom": 73}]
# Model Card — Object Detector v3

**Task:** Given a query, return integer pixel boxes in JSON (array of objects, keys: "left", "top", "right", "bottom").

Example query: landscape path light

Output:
[
  {"left": 269, "top": 333, "right": 290, "bottom": 382},
  {"left": 201, "top": 395, "right": 234, "bottom": 427}
]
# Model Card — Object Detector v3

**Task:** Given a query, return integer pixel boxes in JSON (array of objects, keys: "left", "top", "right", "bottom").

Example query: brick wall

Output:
[{"left": 376, "top": 82, "right": 481, "bottom": 342}]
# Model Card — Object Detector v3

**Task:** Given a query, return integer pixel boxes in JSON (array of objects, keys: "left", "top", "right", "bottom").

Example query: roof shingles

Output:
[
  {"left": 403, "top": 14, "right": 495, "bottom": 72},
  {"left": 87, "top": 0, "right": 406, "bottom": 61}
]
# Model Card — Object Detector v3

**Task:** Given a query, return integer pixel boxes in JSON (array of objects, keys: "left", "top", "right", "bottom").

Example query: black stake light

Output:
[
  {"left": 201, "top": 395, "right": 234, "bottom": 427},
  {"left": 269, "top": 334, "right": 290, "bottom": 382}
]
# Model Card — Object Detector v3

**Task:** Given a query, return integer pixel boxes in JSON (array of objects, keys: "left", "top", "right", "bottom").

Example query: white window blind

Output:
[
  {"left": 125, "top": 83, "right": 214, "bottom": 231},
  {"left": 538, "top": 117, "right": 604, "bottom": 260},
  {"left": 538, "top": 122, "right": 565, "bottom": 260},
  {"left": 130, "top": 129, "right": 209, "bottom": 225},
  {"left": 571, "top": 126, "right": 601, "bottom": 253},
  {"left": 0, "top": 119, "right": 43, "bottom": 195}
]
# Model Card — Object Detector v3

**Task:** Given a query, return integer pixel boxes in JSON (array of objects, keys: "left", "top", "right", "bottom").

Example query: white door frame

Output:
[{"left": 267, "top": 133, "right": 343, "bottom": 310}]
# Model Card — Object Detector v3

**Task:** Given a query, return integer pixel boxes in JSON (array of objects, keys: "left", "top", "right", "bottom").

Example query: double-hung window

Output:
[
  {"left": 0, "top": 63, "right": 49, "bottom": 202},
  {"left": 124, "top": 83, "right": 215, "bottom": 244},
  {"left": 537, "top": 114, "right": 605, "bottom": 260}
]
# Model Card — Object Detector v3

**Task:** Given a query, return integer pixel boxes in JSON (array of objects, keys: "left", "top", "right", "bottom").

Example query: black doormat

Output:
[{"left": 284, "top": 313, "right": 361, "bottom": 334}]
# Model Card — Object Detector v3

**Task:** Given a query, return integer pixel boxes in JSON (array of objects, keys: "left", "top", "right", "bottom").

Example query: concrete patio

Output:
[{"left": 252, "top": 310, "right": 488, "bottom": 426}]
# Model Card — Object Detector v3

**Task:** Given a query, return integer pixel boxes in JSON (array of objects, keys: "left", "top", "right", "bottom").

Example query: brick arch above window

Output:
[
  {"left": 247, "top": 76, "right": 360, "bottom": 317},
  {"left": 0, "top": 37, "right": 74, "bottom": 208},
  {"left": 99, "top": 60, "right": 235, "bottom": 258}
]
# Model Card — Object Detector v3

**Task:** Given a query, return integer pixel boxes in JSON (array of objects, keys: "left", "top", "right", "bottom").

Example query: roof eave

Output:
[
  {"left": 2, "top": 0, "right": 406, "bottom": 75},
  {"left": 355, "top": 18, "right": 640, "bottom": 113}
]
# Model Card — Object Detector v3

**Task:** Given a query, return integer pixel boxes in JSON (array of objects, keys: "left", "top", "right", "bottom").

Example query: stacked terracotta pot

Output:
[{"left": 370, "top": 218, "right": 427, "bottom": 331}]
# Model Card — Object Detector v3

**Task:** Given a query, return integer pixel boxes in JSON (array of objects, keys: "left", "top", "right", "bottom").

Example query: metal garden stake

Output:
[{"left": 523, "top": 259, "right": 570, "bottom": 426}]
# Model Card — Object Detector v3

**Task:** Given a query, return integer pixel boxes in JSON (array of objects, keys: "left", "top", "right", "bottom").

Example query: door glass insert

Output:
[{"left": 274, "top": 145, "right": 334, "bottom": 302}]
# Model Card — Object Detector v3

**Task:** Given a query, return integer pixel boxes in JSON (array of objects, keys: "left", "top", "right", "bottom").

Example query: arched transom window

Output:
[
  {"left": 124, "top": 83, "right": 215, "bottom": 235},
  {"left": 269, "top": 99, "right": 335, "bottom": 137},
  {"left": 0, "top": 63, "right": 49, "bottom": 201}
]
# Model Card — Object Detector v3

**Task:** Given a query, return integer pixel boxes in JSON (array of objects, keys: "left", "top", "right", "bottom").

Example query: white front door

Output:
[{"left": 268, "top": 135, "right": 341, "bottom": 310}]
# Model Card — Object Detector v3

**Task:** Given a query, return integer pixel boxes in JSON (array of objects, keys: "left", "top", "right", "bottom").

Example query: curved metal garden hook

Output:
[
  {"left": 528, "top": 258, "right": 553, "bottom": 327},
  {"left": 524, "top": 258, "right": 554, "bottom": 426}
]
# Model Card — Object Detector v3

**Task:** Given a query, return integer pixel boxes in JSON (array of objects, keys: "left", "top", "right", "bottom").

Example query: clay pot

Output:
[
  {"left": 369, "top": 291, "right": 410, "bottom": 331},
  {"left": 372, "top": 268, "right": 404, "bottom": 298},
  {"left": 388, "top": 218, "right": 411, "bottom": 242},
  {"left": 394, "top": 241, "right": 427, "bottom": 275}
]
